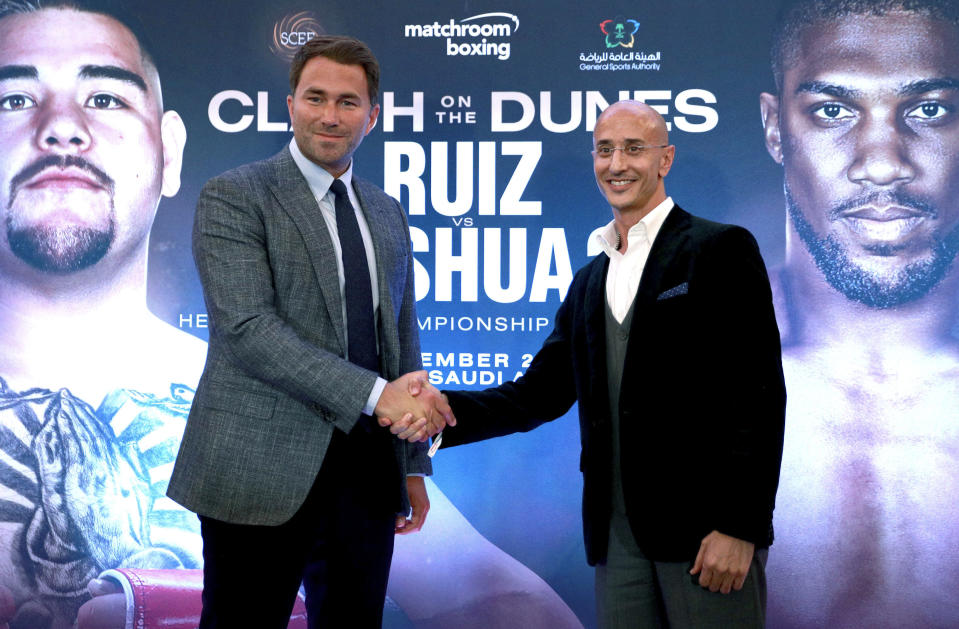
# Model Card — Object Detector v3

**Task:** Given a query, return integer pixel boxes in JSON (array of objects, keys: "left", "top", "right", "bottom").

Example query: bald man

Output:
[{"left": 391, "top": 101, "right": 787, "bottom": 628}]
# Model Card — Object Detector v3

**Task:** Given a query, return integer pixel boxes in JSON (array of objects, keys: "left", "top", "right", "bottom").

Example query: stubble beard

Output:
[
  {"left": 785, "top": 184, "right": 959, "bottom": 309},
  {"left": 5, "top": 155, "right": 117, "bottom": 274},
  {"left": 7, "top": 218, "right": 115, "bottom": 274}
]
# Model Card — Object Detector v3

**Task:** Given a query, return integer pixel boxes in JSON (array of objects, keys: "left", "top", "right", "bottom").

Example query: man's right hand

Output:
[{"left": 374, "top": 370, "right": 455, "bottom": 442}]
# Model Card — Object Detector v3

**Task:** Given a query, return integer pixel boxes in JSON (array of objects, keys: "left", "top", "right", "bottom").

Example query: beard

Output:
[
  {"left": 785, "top": 184, "right": 959, "bottom": 309},
  {"left": 7, "top": 220, "right": 114, "bottom": 273},
  {"left": 6, "top": 154, "right": 116, "bottom": 273}
]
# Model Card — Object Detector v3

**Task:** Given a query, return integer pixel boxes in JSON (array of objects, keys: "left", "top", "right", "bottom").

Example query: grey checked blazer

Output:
[{"left": 167, "top": 147, "right": 430, "bottom": 525}]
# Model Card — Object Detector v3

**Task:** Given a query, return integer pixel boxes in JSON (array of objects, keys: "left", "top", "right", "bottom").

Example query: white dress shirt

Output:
[
  {"left": 289, "top": 138, "right": 386, "bottom": 415},
  {"left": 593, "top": 197, "right": 674, "bottom": 323}
]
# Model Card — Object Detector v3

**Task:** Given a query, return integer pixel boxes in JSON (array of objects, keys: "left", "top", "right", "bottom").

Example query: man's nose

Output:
[
  {"left": 608, "top": 148, "right": 629, "bottom": 171},
  {"left": 847, "top": 113, "right": 915, "bottom": 187},
  {"left": 34, "top": 96, "right": 92, "bottom": 153},
  {"left": 318, "top": 101, "right": 340, "bottom": 126}
]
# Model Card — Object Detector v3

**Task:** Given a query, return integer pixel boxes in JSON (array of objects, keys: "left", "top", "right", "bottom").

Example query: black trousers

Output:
[{"left": 197, "top": 425, "right": 398, "bottom": 629}]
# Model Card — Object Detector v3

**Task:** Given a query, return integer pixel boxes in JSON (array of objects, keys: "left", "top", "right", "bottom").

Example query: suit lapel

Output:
[
  {"left": 629, "top": 205, "right": 692, "bottom": 334},
  {"left": 265, "top": 148, "right": 347, "bottom": 355}
]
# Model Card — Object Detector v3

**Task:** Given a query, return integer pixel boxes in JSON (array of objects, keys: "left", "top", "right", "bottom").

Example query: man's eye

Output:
[
  {"left": 812, "top": 102, "right": 854, "bottom": 120},
  {"left": 596, "top": 147, "right": 614, "bottom": 156},
  {"left": 906, "top": 101, "right": 949, "bottom": 121},
  {"left": 0, "top": 93, "right": 37, "bottom": 110},
  {"left": 85, "top": 93, "right": 125, "bottom": 109},
  {"left": 624, "top": 145, "right": 644, "bottom": 155}
]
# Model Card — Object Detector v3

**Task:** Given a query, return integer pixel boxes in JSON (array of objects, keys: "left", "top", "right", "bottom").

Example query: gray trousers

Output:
[{"left": 596, "top": 512, "right": 767, "bottom": 629}]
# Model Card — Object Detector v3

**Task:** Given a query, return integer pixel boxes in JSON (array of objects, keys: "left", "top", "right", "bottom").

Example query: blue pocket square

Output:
[{"left": 657, "top": 282, "right": 688, "bottom": 300}]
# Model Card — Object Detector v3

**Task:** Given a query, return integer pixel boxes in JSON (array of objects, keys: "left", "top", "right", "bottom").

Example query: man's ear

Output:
[
  {"left": 659, "top": 144, "right": 675, "bottom": 178},
  {"left": 160, "top": 110, "right": 187, "bottom": 198},
  {"left": 759, "top": 93, "right": 784, "bottom": 165},
  {"left": 365, "top": 103, "right": 380, "bottom": 135}
]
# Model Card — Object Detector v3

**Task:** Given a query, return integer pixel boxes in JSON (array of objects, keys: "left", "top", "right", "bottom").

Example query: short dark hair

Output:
[
  {"left": 770, "top": 0, "right": 959, "bottom": 92},
  {"left": 0, "top": 0, "right": 158, "bottom": 71},
  {"left": 289, "top": 35, "right": 380, "bottom": 106}
]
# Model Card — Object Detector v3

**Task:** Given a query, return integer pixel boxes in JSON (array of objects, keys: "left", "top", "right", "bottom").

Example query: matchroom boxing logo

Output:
[
  {"left": 270, "top": 11, "right": 324, "bottom": 60},
  {"left": 403, "top": 12, "right": 519, "bottom": 60}
]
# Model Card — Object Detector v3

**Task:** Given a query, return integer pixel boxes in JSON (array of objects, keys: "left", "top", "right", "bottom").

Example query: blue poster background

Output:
[
  {"left": 145, "top": 4, "right": 781, "bottom": 624},
  {"left": 3, "top": 1, "right": 956, "bottom": 627}
]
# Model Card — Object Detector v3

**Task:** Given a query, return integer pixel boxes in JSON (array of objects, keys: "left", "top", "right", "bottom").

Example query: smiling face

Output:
[
  {"left": 0, "top": 8, "right": 183, "bottom": 277},
  {"left": 287, "top": 56, "right": 380, "bottom": 178},
  {"left": 761, "top": 12, "right": 959, "bottom": 308},
  {"left": 592, "top": 101, "right": 674, "bottom": 221}
]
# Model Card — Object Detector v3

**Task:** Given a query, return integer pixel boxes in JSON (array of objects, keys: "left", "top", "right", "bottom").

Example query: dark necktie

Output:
[{"left": 330, "top": 179, "right": 379, "bottom": 374}]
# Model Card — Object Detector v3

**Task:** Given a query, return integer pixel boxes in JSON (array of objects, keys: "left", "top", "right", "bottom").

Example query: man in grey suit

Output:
[{"left": 167, "top": 35, "right": 452, "bottom": 628}]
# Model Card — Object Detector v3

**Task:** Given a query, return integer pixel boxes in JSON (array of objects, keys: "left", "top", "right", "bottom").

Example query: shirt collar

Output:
[
  {"left": 289, "top": 137, "right": 354, "bottom": 198},
  {"left": 594, "top": 196, "right": 675, "bottom": 258}
]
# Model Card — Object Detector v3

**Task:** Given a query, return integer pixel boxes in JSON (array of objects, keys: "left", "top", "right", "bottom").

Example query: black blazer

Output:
[{"left": 442, "top": 207, "right": 786, "bottom": 564}]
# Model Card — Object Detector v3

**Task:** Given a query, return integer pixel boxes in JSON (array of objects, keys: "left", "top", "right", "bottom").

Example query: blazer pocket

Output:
[
  {"left": 200, "top": 384, "right": 277, "bottom": 420},
  {"left": 656, "top": 282, "right": 688, "bottom": 300}
]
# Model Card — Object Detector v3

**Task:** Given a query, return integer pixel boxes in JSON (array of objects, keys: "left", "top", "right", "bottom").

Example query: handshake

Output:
[{"left": 373, "top": 370, "right": 455, "bottom": 442}]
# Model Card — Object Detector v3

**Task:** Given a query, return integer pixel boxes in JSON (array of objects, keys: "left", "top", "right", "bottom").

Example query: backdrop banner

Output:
[{"left": 1, "top": 2, "right": 956, "bottom": 628}]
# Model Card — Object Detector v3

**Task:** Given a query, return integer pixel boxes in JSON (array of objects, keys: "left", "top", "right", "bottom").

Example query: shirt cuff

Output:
[{"left": 363, "top": 377, "right": 388, "bottom": 416}]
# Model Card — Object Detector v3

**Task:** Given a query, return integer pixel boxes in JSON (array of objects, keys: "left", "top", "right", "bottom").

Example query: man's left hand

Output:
[
  {"left": 395, "top": 476, "right": 429, "bottom": 535},
  {"left": 689, "top": 530, "right": 754, "bottom": 594}
]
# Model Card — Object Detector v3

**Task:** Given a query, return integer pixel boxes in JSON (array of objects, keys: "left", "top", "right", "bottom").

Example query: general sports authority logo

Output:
[{"left": 600, "top": 16, "right": 639, "bottom": 48}]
